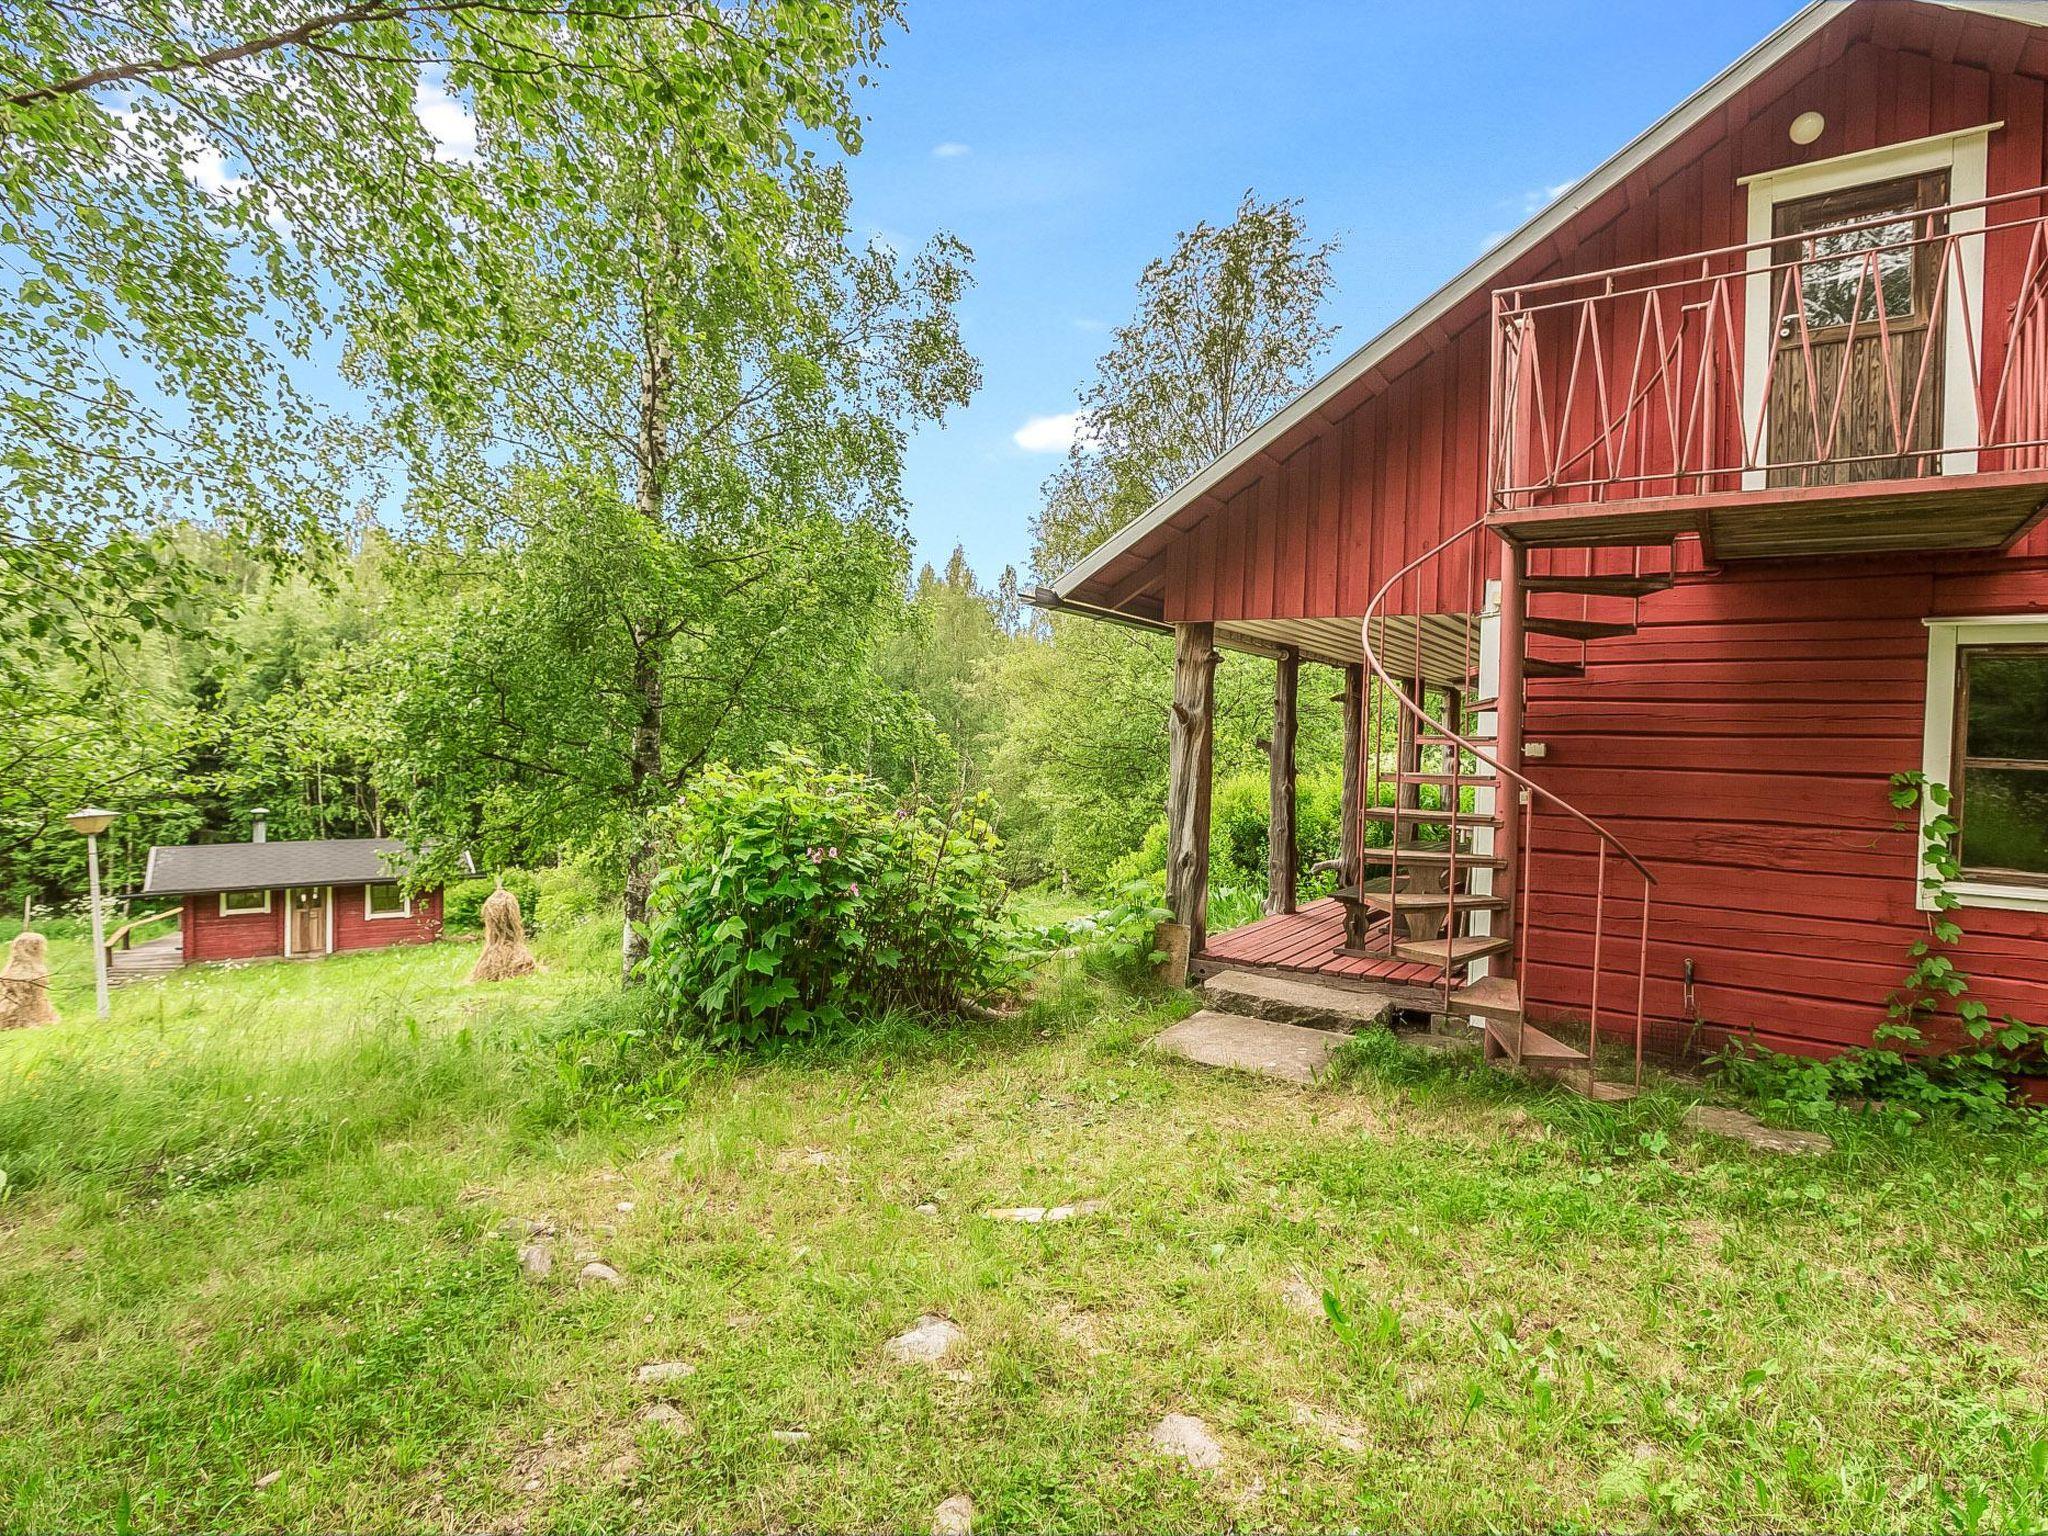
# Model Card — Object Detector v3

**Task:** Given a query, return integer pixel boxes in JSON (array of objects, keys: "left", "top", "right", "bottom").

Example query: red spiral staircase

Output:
[{"left": 1354, "top": 517, "right": 1661, "bottom": 1100}]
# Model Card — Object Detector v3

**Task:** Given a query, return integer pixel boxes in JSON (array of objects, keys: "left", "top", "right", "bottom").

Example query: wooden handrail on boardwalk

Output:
[{"left": 104, "top": 906, "right": 179, "bottom": 966}]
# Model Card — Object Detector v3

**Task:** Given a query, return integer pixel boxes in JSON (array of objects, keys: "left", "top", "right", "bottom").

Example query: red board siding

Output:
[
  {"left": 185, "top": 892, "right": 285, "bottom": 963},
  {"left": 183, "top": 885, "right": 444, "bottom": 963},
  {"left": 1159, "top": 6, "right": 2048, "bottom": 626},
  {"left": 332, "top": 884, "right": 445, "bottom": 952},
  {"left": 1520, "top": 553, "right": 2048, "bottom": 1057}
]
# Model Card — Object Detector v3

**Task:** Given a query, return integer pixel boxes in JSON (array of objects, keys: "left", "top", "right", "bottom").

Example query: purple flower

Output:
[
  {"left": 808, "top": 847, "right": 824, "bottom": 863},
  {"left": 849, "top": 883, "right": 860, "bottom": 898},
  {"left": 827, "top": 847, "right": 839, "bottom": 859}
]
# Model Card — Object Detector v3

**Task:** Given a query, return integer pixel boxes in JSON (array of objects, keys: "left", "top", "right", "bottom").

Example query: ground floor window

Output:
[
  {"left": 365, "top": 883, "right": 412, "bottom": 919},
  {"left": 219, "top": 889, "right": 271, "bottom": 916},
  {"left": 1923, "top": 619, "right": 2048, "bottom": 910}
]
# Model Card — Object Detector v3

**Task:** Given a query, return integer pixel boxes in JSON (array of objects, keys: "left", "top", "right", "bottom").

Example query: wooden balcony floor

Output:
[
  {"left": 1490, "top": 466, "right": 2048, "bottom": 560},
  {"left": 1195, "top": 896, "right": 1447, "bottom": 1006}
]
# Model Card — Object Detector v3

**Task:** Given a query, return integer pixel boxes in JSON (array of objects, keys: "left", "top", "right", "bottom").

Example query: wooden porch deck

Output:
[
  {"left": 1194, "top": 896, "right": 1448, "bottom": 1007},
  {"left": 108, "top": 931, "right": 183, "bottom": 984}
]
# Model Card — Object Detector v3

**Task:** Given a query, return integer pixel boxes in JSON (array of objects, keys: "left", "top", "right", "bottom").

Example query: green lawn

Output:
[{"left": 2, "top": 916, "right": 2046, "bottom": 1531}]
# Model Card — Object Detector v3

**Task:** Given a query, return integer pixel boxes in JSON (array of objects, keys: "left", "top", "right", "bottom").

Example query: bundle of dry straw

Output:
[
  {"left": 0, "top": 930, "right": 59, "bottom": 1029},
  {"left": 467, "top": 886, "right": 538, "bottom": 983}
]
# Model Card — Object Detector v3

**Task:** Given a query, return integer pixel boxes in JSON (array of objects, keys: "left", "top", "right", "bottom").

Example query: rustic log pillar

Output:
[
  {"left": 1338, "top": 663, "right": 1365, "bottom": 893},
  {"left": 1165, "top": 621, "right": 1219, "bottom": 960},
  {"left": 1338, "top": 663, "right": 1369, "bottom": 949},
  {"left": 1265, "top": 647, "right": 1299, "bottom": 915}
]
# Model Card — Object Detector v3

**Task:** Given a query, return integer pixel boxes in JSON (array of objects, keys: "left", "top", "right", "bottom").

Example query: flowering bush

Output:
[{"left": 639, "top": 750, "right": 1009, "bottom": 1046}]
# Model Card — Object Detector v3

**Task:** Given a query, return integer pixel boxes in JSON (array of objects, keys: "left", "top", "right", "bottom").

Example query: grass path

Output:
[{"left": 2, "top": 925, "right": 2046, "bottom": 1530}]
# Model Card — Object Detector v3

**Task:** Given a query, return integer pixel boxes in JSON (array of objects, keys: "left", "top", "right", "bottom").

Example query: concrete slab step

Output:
[
  {"left": 1148, "top": 1010, "right": 1349, "bottom": 1085},
  {"left": 1198, "top": 970, "right": 1396, "bottom": 1033}
]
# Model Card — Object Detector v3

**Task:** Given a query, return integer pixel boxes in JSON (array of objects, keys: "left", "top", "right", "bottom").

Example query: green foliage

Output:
[
  {"left": 533, "top": 863, "right": 608, "bottom": 931},
  {"left": 444, "top": 870, "right": 541, "bottom": 934},
  {"left": 639, "top": 750, "right": 1009, "bottom": 1045},
  {"left": 1715, "top": 773, "right": 2046, "bottom": 1124}
]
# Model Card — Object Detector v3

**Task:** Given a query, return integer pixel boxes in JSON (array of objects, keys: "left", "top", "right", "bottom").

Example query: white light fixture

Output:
[
  {"left": 65, "top": 806, "right": 118, "bottom": 1019},
  {"left": 1790, "top": 110, "right": 1826, "bottom": 146}
]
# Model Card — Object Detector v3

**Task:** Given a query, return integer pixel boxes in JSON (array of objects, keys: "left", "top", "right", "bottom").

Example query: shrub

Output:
[
  {"left": 444, "top": 878, "right": 496, "bottom": 932},
  {"left": 640, "top": 750, "right": 1010, "bottom": 1046},
  {"left": 444, "top": 869, "right": 542, "bottom": 933},
  {"left": 534, "top": 862, "right": 606, "bottom": 930}
]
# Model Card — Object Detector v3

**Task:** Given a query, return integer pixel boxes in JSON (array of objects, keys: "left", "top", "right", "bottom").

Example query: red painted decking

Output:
[{"left": 1197, "top": 897, "right": 1444, "bottom": 988}]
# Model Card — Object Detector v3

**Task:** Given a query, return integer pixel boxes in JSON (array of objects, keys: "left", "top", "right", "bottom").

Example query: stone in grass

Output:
[
  {"left": 253, "top": 1470, "right": 283, "bottom": 1491},
  {"left": 885, "top": 1315, "right": 965, "bottom": 1366},
  {"left": 983, "top": 1200, "right": 1105, "bottom": 1224},
  {"left": 1682, "top": 1105, "right": 1833, "bottom": 1156},
  {"left": 1151, "top": 1413, "right": 1224, "bottom": 1470},
  {"left": 770, "top": 1429, "right": 811, "bottom": 1446},
  {"left": 517, "top": 1242, "right": 553, "bottom": 1281},
  {"left": 635, "top": 1360, "right": 697, "bottom": 1387},
  {"left": 933, "top": 1492, "right": 975, "bottom": 1535},
  {"left": 641, "top": 1403, "right": 689, "bottom": 1435},
  {"left": 578, "top": 1260, "right": 625, "bottom": 1288}
]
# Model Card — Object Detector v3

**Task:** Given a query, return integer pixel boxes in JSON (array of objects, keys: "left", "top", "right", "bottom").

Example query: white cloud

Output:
[
  {"left": 179, "top": 140, "right": 250, "bottom": 198},
  {"left": 931, "top": 141, "right": 972, "bottom": 159},
  {"left": 1520, "top": 179, "right": 1575, "bottom": 215},
  {"left": 415, "top": 69, "right": 479, "bottom": 165},
  {"left": 1012, "top": 410, "right": 1090, "bottom": 454}
]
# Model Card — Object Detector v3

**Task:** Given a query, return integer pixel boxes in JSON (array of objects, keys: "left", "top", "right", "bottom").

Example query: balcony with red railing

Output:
[{"left": 1486, "top": 185, "right": 2048, "bottom": 560}]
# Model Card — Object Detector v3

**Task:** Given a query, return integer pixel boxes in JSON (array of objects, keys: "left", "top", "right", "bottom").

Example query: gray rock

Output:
[
  {"left": 517, "top": 1241, "right": 553, "bottom": 1281},
  {"left": 1148, "top": 1010, "right": 1343, "bottom": 1084},
  {"left": 1683, "top": 1105, "right": 1832, "bottom": 1155},
  {"left": 983, "top": 1200, "right": 1104, "bottom": 1224},
  {"left": 1152, "top": 1413, "right": 1224, "bottom": 1469},
  {"left": 1200, "top": 969, "right": 1395, "bottom": 1030},
  {"left": 885, "top": 1314, "right": 965, "bottom": 1365},
  {"left": 770, "top": 1428, "right": 811, "bottom": 1446},
  {"left": 253, "top": 1469, "right": 282, "bottom": 1490},
  {"left": 933, "top": 1493, "right": 975, "bottom": 1535},
  {"left": 635, "top": 1360, "right": 696, "bottom": 1387},
  {"left": 577, "top": 1260, "right": 624, "bottom": 1288}
]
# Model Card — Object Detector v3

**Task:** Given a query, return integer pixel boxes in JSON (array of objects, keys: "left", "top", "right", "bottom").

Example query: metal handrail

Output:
[
  {"left": 1360, "top": 508, "right": 1655, "bottom": 1088},
  {"left": 1489, "top": 183, "right": 2048, "bottom": 509},
  {"left": 1359, "top": 514, "right": 1656, "bottom": 886}
]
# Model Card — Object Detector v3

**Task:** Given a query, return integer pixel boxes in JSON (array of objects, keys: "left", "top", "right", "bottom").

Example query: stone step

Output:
[
  {"left": 1148, "top": 1010, "right": 1348, "bottom": 1085},
  {"left": 1198, "top": 969, "right": 1396, "bottom": 1033}
]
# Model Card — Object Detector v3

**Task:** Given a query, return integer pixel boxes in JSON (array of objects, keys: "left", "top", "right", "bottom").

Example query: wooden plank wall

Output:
[
  {"left": 1161, "top": 5, "right": 2048, "bottom": 621},
  {"left": 1520, "top": 552, "right": 2048, "bottom": 1057}
]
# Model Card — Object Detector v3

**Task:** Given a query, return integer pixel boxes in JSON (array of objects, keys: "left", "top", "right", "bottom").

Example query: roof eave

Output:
[{"left": 1050, "top": 0, "right": 1859, "bottom": 603}]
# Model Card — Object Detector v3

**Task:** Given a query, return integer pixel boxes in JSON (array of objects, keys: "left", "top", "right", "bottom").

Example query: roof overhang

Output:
[{"left": 1051, "top": 0, "right": 2048, "bottom": 611}]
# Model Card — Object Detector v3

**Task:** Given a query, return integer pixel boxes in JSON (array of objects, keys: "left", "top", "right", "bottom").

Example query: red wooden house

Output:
[
  {"left": 140, "top": 813, "right": 464, "bottom": 966},
  {"left": 1046, "top": 0, "right": 2048, "bottom": 1091}
]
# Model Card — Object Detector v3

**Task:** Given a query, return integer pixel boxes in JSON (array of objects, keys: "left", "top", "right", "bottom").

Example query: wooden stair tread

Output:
[
  {"left": 1359, "top": 847, "right": 1507, "bottom": 869},
  {"left": 1394, "top": 935, "right": 1513, "bottom": 967},
  {"left": 1393, "top": 770, "right": 1499, "bottom": 787},
  {"left": 1451, "top": 975, "right": 1522, "bottom": 1020},
  {"left": 1362, "top": 806, "right": 1501, "bottom": 827},
  {"left": 1496, "top": 1019, "right": 1588, "bottom": 1063},
  {"left": 1351, "top": 890, "right": 1508, "bottom": 914},
  {"left": 1522, "top": 572, "right": 1674, "bottom": 598},
  {"left": 1525, "top": 614, "right": 1637, "bottom": 641},
  {"left": 1418, "top": 733, "right": 1496, "bottom": 748},
  {"left": 1522, "top": 656, "right": 1585, "bottom": 680}
]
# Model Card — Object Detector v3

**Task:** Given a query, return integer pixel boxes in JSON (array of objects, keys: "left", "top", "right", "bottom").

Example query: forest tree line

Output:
[{"left": 2, "top": 4, "right": 1353, "bottom": 944}]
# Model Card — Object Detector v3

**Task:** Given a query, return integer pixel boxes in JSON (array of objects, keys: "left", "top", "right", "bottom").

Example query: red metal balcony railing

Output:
[{"left": 1488, "top": 184, "right": 2048, "bottom": 524}]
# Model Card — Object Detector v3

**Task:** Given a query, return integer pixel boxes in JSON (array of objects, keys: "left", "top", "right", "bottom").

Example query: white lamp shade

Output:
[
  {"left": 1789, "top": 110, "right": 1826, "bottom": 146},
  {"left": 65, "top": 807, "right": 117, "bottom": 837}
]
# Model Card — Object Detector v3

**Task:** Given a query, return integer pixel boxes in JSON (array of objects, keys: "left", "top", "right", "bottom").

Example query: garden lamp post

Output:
[{"left": 65, "top": 807, "right": 117, "bottom": 1020}]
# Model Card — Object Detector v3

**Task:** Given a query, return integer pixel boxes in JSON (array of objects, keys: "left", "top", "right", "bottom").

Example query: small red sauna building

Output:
[
  {"left": 142, "top": 813, "right": 467, "bottom": 965},
  {"left": 1046, "top": 0, "right": 2048, "bottom": 1092}
]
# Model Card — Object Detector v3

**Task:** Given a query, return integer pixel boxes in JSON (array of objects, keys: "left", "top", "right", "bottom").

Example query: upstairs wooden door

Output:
[
  {"left": 288, "top": 886, "right": 327, "bottom": 956},
  {"left": 1766, "top": 171, "right": 1948, "bottom": 486}
]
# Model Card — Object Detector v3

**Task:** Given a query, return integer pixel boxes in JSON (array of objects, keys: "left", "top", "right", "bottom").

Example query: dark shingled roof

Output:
[{"left": 142, "top": 838, "right": 471, "bottom": 897}]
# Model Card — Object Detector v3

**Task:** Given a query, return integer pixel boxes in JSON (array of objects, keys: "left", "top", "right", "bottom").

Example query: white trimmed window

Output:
[
  {"left": 219, "top": 889, "right": 271, "bottom": 916},
  {"left": 1922, "top": 618, "right": 2048, "bottom": 911},
  {"left": 365, "top": 883, "right": 412, "bottom": 919}
]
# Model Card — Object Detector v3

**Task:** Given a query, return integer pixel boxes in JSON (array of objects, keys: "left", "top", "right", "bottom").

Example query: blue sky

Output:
[{"left": 846, "top": 0, "right": 1806, "bottom": 584}]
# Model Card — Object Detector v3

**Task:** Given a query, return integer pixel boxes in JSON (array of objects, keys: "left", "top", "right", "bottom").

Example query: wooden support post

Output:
[
  {"left": 1338, "top": 663, "right": 1364, "bottom": 890},
  {"left": 1394, "top": 675, "right": 1424, "bottom": 841},
  {"left": 1165, "top": 621, "right": 1219, "bottom": 961},
  {"left": 1265, "top": 647, "right": 1299, "bottom": 916},
  {"left": 1495, "top": 540, "right": 1528, "bottom": 960},
  {"left": 1338, "top": 662, "right": 1368, "bottom": 949}
]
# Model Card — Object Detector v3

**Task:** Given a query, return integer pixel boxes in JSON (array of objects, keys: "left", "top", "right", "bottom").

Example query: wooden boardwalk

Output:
[
  {"left": 1196, "top": 896, "right": 1444, "bottom": 997},
  {"left": 108, "top": 932, "right": 183, "bottom": 984}
]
